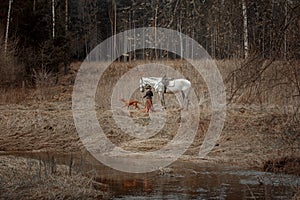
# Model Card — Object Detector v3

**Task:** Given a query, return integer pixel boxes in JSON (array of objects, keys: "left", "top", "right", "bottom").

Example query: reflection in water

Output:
[
  {"left": 95, "top": 162, "right": 299, "bottom": 200},
  {"left": 120, "top": 178, "right": 153, "bottom": 194},
  {"left": 13, "top": 152, "right": 299, "bottom": 199}
]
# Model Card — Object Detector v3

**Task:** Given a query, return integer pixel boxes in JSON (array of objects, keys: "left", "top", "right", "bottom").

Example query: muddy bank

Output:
[{"left": 263, "top": 157, "right": 300, "bottom": 176}]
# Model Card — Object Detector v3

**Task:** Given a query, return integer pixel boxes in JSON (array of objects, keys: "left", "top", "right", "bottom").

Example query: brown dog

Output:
[{"left": 120, "top": 98, "right": 143, "bottom": 109}]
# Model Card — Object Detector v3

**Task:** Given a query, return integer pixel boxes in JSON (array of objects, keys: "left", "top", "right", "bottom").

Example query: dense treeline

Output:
[{"left": 0, "top": 0, "right": 299, "bottom": 80}]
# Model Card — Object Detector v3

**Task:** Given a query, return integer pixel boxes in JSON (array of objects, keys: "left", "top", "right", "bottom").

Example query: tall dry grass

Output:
[
  {"left": 1, "top": 57, "right": 298, "bottom": 113},
  {"left": 0, "top": 32, "right": 28, "bottom": 104},
  {"left": 0, "top": 67, "right": 59, "bottom": 104},
  {"left": 32, "top": 67, "right": 57, "bottom": 101},
  {"left": 93, "top": 59, "right": 299, "bottom": 110},
  {"left": 221, "top": 59, "right": 300, "bottom": 107},
  {"left": 0, "top": 155, "right": 108, "bottom": 199},
  {"left": 0, "top": 35, "right": 25, "bottom": 86},
  {"left": 0, "top": 87, "right": 32, "bottom": 104},
  {"left": 0, "top": 68, "right": 56, "bottom": 104}
]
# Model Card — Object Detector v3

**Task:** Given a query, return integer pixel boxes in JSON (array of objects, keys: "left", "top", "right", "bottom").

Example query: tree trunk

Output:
[
  {"left": 154, "top": 3, "right": 158, "bottom": 60},
  {"left": 179, "top": 9, "right": 183, "bottom": 60},
  {"left": 5, "top": 0, "right": 13, "bottom": 55},
  {"left": 52, "top": 0, "right": 55, "bottom": 39},
  {"left": 242, "top": 0, "right": 248, "bottom": 59},
  {"left": 65, "top": 0, "right": 68, "bottom": 33},
  {"left": 284, "top": 0, "right": 288, "bottom": 60},
  {"left": 113, "top": 0, "right": 117, "bottom": 60},
  {"left": 211, "top": 27, "right": 215, "bottom": 59}
]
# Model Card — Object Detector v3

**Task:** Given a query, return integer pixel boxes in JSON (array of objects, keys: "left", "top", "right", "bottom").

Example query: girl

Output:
[{"left": 143, "top": 85, "right": 154, "bottom": 112}]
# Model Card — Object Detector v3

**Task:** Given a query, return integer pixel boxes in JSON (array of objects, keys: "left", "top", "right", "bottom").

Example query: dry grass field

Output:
[{"left": 0, "top": 60, "right": 299, "bottom": 198}]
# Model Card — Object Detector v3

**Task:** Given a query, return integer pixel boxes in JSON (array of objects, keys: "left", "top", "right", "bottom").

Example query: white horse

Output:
[{"left": 139, "top": 77, "right": 191, "bottom": 110}]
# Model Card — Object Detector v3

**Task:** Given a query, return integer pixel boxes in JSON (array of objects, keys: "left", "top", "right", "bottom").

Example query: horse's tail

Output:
[{"left": 119, "top": 98, "right": 126, "bottom": 103}]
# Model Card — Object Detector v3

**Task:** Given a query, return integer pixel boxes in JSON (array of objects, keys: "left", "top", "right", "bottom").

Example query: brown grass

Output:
[
  {"left": 263, "top": 157, "right": 300, "bottom": 176},
  {"left": 1, "top": 59, "right": 299, "bottom": 110},
  {"left": 0, "top": 87, "right": 32, "bottom": 104},
  {"left": 0, "top": 35, "right": 25, "bottom": 86},
  {"left": 0, "top": 155, "right": 108, "bottom": 199},
  {"left": 220, "top": 59, "right": 300, "bottom": 107},
  {"left": 0, "top": 59, "right": 299, "bottom": 174},
  {"left": 32, "top": 67, "right": 57, "bottom": 101},
  {"left": 292, "top": 189, "right": 300, "bottom": 200}
]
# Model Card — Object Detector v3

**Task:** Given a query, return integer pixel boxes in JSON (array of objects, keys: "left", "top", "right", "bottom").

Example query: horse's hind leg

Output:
[
  {"left": 180, "top": 91, "right": 185, "bottom": 110},
  {"left": 162, "top": 97, "right": 166, "bottom": 109},
  {"left": 181, "top": 90, "right": 190, "bottom": 110}
]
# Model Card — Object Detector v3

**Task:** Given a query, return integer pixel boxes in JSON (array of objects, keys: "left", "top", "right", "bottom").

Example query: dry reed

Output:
[{"left": 0, "top": 155, "right": 108, "bottom": 199}]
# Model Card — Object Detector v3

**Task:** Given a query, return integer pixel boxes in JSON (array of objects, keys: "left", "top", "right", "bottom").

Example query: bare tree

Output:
[
  {"left": 52, "top": 0, "right": 55, "bottom": 39},
  {"left": 5, "top": 0, "right": 13, "bottom": 55},
  {"left": 242, "top": 0, "right": 249, "bottom": 59},
  {"left": 108, "top": 0, "right": 117, "bottom": 60},
  {"left": 33, "top": 0, "right": 36, "bottom": 12},
  {"left": 65, "top": 0, "right": 68, "bottom": 33},
  {"left": 153, "top": 0, "right": 158, "bottom": 60}
]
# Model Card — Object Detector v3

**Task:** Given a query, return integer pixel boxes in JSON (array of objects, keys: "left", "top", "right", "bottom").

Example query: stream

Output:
[
  {"left": 92, "top": 161, "right": 299, "bottom": 199},
  {"left": 12, "top": 153, "right": 300, "bottom": 199}
]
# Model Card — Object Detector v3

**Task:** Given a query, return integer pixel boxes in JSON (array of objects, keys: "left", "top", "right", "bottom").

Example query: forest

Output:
[{"left": 0, "top": 0, "right": 299, "bottom": 84}]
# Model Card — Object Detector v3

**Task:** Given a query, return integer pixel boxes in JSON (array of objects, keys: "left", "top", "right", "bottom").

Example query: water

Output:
[
  {"left": 93, "top": 161, "right": 300, "bottom": 200},
  {"left": 16, "top": 153, "right": 300, "bottom": 199}
]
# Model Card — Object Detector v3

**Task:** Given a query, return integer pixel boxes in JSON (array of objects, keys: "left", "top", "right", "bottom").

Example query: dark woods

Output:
[{"left": 0, "top": 0, "right": 299, "bottom": 84}]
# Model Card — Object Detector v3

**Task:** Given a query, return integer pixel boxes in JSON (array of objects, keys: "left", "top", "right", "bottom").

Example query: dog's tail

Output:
[{"left": 119, "top": 98, "right": 126, "bottom": 103}]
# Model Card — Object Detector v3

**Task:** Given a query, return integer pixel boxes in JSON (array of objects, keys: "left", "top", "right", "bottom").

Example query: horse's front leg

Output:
[{"left": 159, "top": 92, "right": 166, "bottom": 110}]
